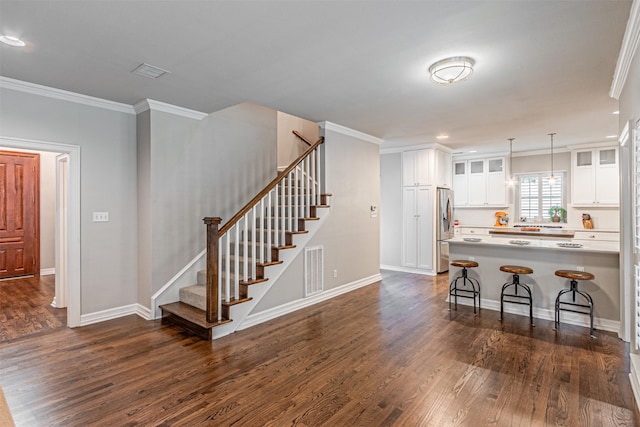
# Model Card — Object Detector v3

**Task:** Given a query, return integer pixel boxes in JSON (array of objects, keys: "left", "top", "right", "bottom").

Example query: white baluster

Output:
[
  {"left": 267, "top": 191, "right": 272, "bottom": 263},
  {"left": 311, "top": 150, "right": 317, "bottom": 206},
  {"left": 273, "top": 185, "right": 279, "bottom": 248},
  {"left": 305, "top": 156, "right": 311, "bottom": 218},
  {"left": 251, "top": 205, "right": 256, "bottom": 279},
  {"left": 260, "top": 198, "right": 265, "bottom": 264},
  {"left": 225, "top": 233, "right": 230, "bottom": 303},
  {"left": 234, "top": 223, "right": 239, "bottom": 300},
  {"left": 294, "top": 166, "right": 299, "bottom": 231},
  {"left": 288, "top": 172, "right": 292, "bottom": 233},
  {"left": 218, "top": 238, "right": 222, "bottom": 321},
  {"left": 243, "top": 214, "right": 248, "bottom": 283},
  {"left": 317, "top": 146, "right": 322, "bottom": 202}
]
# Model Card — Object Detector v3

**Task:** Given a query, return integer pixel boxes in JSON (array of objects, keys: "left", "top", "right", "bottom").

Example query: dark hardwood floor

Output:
[
  {"left": 0, "top": 270, "right": 638, "bottom": 426},
  {"left": 0, "top": 275, "right": 66, "bottom": 342}
]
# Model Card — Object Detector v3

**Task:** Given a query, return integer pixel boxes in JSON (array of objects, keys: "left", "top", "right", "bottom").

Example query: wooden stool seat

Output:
[
  {"left": 451, "top": 260, "right": 479, "bottom": 269},
  {"left": 500, "top": 265, "right": 534, "bottom": 275},
  {"left": 554, "top": 269, "right": 596, "bottom": 338},
  {"left": 555, "top": 270, "right": 595, "bottom": 281},
  {"left": 499, "top": 265, "right": 534, "bottom": 325},
  {"left": 449, "top": 260, "right": 480, "bottom": 314}
]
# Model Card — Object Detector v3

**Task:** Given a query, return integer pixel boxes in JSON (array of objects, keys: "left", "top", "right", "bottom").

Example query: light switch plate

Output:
[{"left": 93, "top": 212, "right": 109, "bottom": 222}]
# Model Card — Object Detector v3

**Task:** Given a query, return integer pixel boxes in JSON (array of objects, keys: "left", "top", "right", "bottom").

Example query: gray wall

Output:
[
  {"left": 276, "top": 111, "right": 319, "bottom": 168},
  {"left": 142, "top": 102, "right": 278, "bottom": 297},
  {"left": 252, "top": 128, "right": 381, "bottom": 312},
  {"left": 0, "top": 87, "right": 138, "bottom": 314},
  {"left": 380, "top": 153, "right": 402, "bottom": 267}
]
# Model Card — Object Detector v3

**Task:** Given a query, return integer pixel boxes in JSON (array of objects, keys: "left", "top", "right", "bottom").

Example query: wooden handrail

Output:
[
  {"left": 293, "top": 130, "right": 313, "bottom": 146},
  {"left": 219, "top": 136, "right": 324, "bottom": 235}
]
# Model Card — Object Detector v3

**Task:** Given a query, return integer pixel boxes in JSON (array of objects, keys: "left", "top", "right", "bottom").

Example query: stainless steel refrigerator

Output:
[{"left": 436, "top": 188, "right": 454, "bottom": 273}]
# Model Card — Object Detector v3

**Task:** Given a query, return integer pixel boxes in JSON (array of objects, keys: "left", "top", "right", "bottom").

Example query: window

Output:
[{"left": 518, "top": 172, "right": 565, "bottom": 222}]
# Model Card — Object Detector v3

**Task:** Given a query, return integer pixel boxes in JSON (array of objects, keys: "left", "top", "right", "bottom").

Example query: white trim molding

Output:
[
  {"left": 0, "top": 76, "right": 135, "bottom": 114},
  {"left": 80, "top": 303, "right": 151, "bottom": 326},
  {"left": 610, "top": 0, "right": 640, "bottom": 99},
  {"left": 133, "top": 99, "right": 208, "bottom": 120},
  {"left": 239, "top": 273, "right": 382, "bottom": 330},
  {"left": 380, "top": 265, "right": 437, "bottom": 276},
  {"left": 318, "top": 121, "right": 383, "bottom": 145},
  {"left": 40, "top": 268, "right": 55, "bottom": 276}
]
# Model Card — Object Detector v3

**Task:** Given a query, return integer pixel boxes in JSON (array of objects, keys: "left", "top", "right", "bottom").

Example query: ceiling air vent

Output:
[{"left": 131, "top": 63, "right": 170, "bottom": 79}]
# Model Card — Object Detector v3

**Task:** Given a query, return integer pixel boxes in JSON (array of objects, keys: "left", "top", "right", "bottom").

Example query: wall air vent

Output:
[
  {"left": 131, "top": 63, "right": 170, "bottom": 79},
  {"left": 304, "top": 246, "right": 324, "bottom": 297}
]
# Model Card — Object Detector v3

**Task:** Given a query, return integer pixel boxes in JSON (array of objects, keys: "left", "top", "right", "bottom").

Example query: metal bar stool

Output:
[
  {"left": 554, "top": 270, "right": 596, "bottom": 338},
  {"left": 499, "top": 265, "right": 534, "bottom": 325},
  {"left": 449, "top": 260, "right": 480, "bottom": 314}
]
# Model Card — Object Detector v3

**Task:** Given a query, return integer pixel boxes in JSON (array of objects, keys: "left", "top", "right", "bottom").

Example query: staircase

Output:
[{"left": 160, "top": 132, "right": 330, "bottom": 339}]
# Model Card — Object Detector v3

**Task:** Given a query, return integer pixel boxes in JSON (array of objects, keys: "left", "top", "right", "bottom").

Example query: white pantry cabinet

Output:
[
  {"left": 403, "top": 149, "right": 432, "bottom": 186},
  {"left": 402, "top": 186, "right": 433, "bottom": 269},
  {"left": 571, "top": 146, "right": 619, "bottom": 206}
]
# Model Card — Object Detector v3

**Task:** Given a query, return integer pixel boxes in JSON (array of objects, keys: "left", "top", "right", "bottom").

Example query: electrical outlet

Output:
[
  {"left": 333, "top": 269, "right": 338, "bottom": 278},
  {"left": 93, "top": 212, "right": 109, "bottom": 222},
  {"left": 576, "top": 266, "right": 585, "bottom": 272}
]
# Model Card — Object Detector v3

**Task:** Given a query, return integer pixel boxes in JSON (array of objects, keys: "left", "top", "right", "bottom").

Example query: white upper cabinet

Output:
[
  {"left": 453, "top": 157, "right": 506, "bottom": 207},
  {"left": 403, "top": 149, "right": 432, "bottom": 186},
  {"left": 434, "top": 149, "right": 452, "bottom": 188},
  {"left": 571, "top": 146, "right": 619, "bottom": 206}
]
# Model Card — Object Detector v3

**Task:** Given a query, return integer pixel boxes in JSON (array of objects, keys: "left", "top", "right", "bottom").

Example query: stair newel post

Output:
[{"left": 203, "top": 217, "right": 222, "bottom": 323}]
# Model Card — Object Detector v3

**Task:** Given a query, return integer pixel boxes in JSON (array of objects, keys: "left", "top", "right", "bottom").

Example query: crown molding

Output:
[
  {"left": 380, "top": 142, "right": 454, "bottom": 154},
  {"left": 318, "top": 121, "right": 383, "bottom": 145},
  {"left": 610, "top": 0, "right": 640, "bottom": 100},
  {"left": 0, "top": 76, "right": 135, "bottom": 114},
  {"left": 133, "top": 99, "right": 208, "bottom": 120}
]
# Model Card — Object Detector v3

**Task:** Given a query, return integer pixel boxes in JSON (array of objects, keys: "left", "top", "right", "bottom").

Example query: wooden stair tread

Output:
[
  {"left": 313, "top": 205, "right": 330, "bottom": 208},
  {"left": 303, "top": 217, "right": 320, "bottom": 221},
  {"left": 160, "top": 302, "right": 231, "bottom": 329},
  {"left": 222, "top": 297, "right": 252, "bottom": 307},
  {"left": 287, "top": 230, "right": 309, "bottom": 235},
  {"left": 276, "top": 244, "right": 296, "bottom": 250},
  {"left": 257, "top": 260, "right": 284, "bottom": 267},
  {"left": 240, "top": 277, "right": 269, "bottom": 286}
]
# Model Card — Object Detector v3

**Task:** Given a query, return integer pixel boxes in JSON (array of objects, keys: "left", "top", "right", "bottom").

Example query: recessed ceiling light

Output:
[
  {"left": 0, "top": 35, "right": 26, "bottom": 47},
  {"left": 606, "top": 135, "right": 618, "bottom": 139},
  {"left": 436, "top": 134, "right": 449, "bottom": 140},
  {"left": 613, "top": 111, "right": 620, "bottom": 115},
  {"left": 131, "top": 63, "right": 170, "bottom": 79},
  {"left": 469, "top": 150, "right": 477, "bottom": 153}
]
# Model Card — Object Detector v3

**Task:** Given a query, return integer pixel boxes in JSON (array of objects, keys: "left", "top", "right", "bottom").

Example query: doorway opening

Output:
[{"left": 0, "top": 137, "right": 80, "bottom": 327}]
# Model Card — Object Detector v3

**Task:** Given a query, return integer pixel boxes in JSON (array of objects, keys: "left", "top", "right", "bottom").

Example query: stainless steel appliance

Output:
[{"left": 436, "top": 188, "right": 454, "bottom": 273}]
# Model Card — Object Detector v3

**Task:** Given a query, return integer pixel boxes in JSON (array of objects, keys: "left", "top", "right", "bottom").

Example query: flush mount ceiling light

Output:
[
  {"left": 131, "top": 62, "right": 170, "bottom": 79},
  {"left": 436, "top": 134, "right": 449, "bottom": 140},
  {"left": 0, "top": 35, "right": 26, "bottom": 47},
  {"left": 428, "top": 56, "right": 475, "bottom": 85}
]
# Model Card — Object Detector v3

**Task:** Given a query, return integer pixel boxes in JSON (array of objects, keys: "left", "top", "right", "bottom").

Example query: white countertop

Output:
[{"left": 447, "top": 236, "right": 619, "bottom": 254}]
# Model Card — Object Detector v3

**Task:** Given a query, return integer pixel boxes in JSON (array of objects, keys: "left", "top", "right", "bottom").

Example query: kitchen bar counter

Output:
[
  {"left": 447, "top": 237, "right": 621, "bottom": 335},
  {"left": 447, "top": 236, "right": 619, "bottom": 254}
]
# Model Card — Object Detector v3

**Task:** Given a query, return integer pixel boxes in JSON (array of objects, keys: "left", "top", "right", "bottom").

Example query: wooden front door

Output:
[{"left": 0, "top": 151, "right": 39, "bottom": 278}]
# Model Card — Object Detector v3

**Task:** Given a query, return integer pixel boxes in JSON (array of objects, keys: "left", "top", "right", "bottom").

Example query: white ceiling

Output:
[{"left": 0, "top": 1, "right": 632, "bottom": 153}]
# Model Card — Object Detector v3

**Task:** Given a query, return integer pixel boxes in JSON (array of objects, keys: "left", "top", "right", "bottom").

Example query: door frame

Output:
[
  {"left": 0, "top": 136, "right": 80, "bottom": 327},
  {"left": 54, "top": 154, "right": 69, "bottom": 308}
]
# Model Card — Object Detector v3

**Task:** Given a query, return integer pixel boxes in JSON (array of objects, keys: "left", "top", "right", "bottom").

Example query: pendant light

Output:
[
  {"left": 548, "top": 133, "right": 556, "bottom": 185},
  {"left": 507, "top": 138, "right": 516, "bottom": 186}
]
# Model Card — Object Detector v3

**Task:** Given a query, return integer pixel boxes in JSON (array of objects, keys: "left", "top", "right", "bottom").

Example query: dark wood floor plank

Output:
[{"left": 0, "top": 271, "right": 638, "bottom": 426}]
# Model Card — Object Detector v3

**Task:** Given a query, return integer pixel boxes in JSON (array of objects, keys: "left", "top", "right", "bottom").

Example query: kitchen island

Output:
[{"left": 447, "top": 236, "right": 620, "bottom": 335}]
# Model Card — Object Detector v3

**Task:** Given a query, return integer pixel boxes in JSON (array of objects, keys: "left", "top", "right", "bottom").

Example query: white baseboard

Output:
[
  {"left": 380, "top": 265, "right": 436, "bottom": 276},
  {"left": 80, "top": 303, "right": 151, "bottom": 326},
  {"left": 40, "top": 268, "right": 55, "bottom": 276},
  {"left": 447, "top": 296, "right": 620, "bottom": 334},
  {"left": 630, "top": 354, "right": 640, "bottom": 414},
  {"left": 239, "top": 273, "right": 382, "bottom": 330}
]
